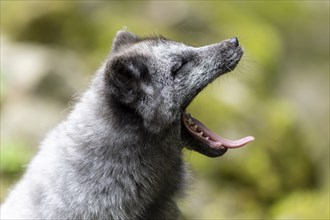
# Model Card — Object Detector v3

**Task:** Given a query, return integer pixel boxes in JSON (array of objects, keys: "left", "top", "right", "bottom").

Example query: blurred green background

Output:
[{"left": 1, "top": 1, "right": 329, "bottom": 219}]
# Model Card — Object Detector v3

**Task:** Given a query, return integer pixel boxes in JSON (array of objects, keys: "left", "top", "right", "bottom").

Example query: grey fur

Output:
[{"left": 1, "top": 30, "right": 243, "bottom": 220}]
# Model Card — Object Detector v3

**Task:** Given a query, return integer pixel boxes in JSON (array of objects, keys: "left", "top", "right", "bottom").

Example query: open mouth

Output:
[
  {"left": 182, "top": 112, "right": 254, "bottom": 150},
  {"left": 180, "top": 37, "right": 254, "bottom": 154}
]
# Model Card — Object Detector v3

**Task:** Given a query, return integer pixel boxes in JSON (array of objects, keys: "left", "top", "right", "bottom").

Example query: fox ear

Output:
[
  {"left": 106, "top": 56, "right": 149, "bottom": 103},
  {"left": 109, "top": 56, "right": 149, "bottom": 82},
  {"left": 112, "top": 30, "right": 140, "bottom": 52}
]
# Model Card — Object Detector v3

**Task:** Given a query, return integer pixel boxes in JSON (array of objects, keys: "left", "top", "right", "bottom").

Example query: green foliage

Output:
[
  {"left": 271, "top": 191, "right": 329, "bottom": 219},
  {"left": 1, "top": 1, "right": 329, "bottom": 218},
  {"left": 0, "top": 140, "right": 34, "bottom": 175}
]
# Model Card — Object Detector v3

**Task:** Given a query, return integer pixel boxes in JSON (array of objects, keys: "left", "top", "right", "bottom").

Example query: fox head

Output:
[
  {"left": 103, "top": 30, "right": 253, "bottom": 157},
  {"left": 105, "top": 31, "right": 242, "bottom": 130}
]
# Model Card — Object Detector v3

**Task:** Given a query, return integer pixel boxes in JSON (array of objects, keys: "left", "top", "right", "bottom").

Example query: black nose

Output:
[{"left": 229, "top": 37, "right": 239, "bottom": 47}]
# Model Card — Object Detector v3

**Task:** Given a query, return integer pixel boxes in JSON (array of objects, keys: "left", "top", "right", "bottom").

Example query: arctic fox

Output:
[{"left": 1, "top": 30, "right": 254, "bottom": 220}]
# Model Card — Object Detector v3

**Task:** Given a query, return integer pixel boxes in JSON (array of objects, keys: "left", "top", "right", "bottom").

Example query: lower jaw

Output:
[{"left": 182, "top": 112, "right": 254, "bottom": 150}]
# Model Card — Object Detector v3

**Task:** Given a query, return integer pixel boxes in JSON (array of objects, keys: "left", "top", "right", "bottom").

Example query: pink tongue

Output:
[{"left": 190, "top": 116, "right": 254, "bottom": 148}]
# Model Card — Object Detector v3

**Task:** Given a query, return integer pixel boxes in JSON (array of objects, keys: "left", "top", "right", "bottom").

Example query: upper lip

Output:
[{"left": 180, "top": 48, "right": 243, "bottom": 111}]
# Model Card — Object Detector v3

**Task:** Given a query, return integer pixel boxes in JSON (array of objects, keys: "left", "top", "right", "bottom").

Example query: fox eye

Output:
[{"left": 171, "top": 59, "right": 188, "bottom": 76}]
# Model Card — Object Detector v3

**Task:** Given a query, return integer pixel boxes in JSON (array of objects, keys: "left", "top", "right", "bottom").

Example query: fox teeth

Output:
[
  {"left": 197, "top": 132, "right": 204, "bottom": 137},
  {"left": 191, "top": 125, "right": 198, "bottom": 131},
  {"left": 205, "top": 137, "right": 210, "bottom": 140},
  {"left": 187, "top": 118, "right": 194, "bottom": 126}
]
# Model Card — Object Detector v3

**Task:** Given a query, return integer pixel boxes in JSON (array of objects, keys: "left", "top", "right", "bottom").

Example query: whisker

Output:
[{"left": 226, "top": 64, "right": 240, "bottom": 81}]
